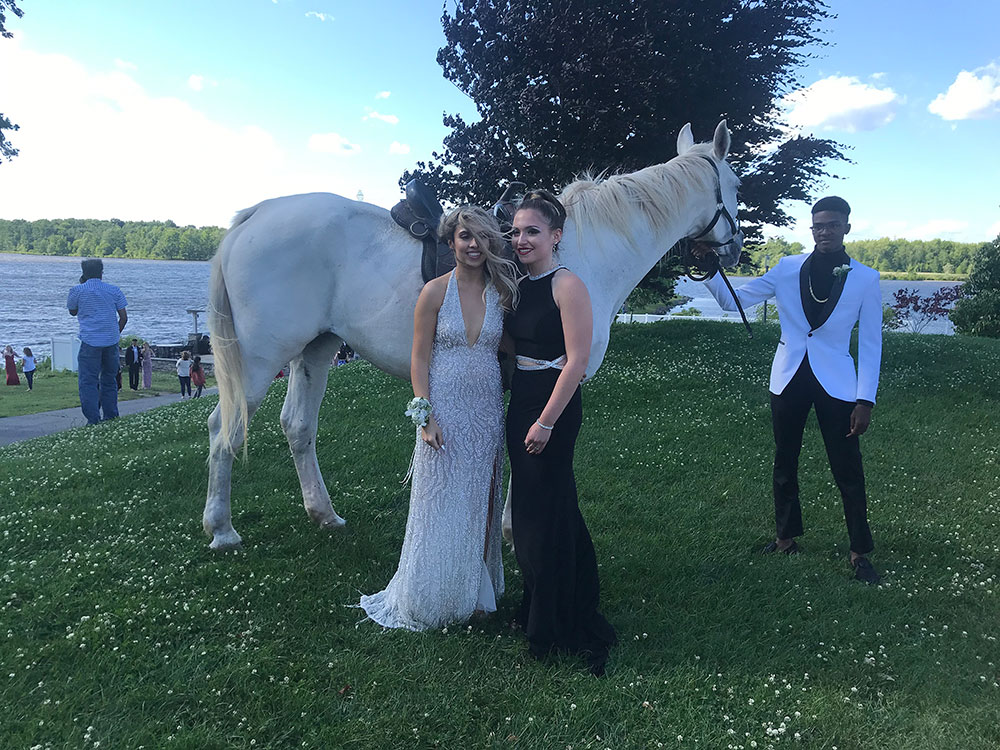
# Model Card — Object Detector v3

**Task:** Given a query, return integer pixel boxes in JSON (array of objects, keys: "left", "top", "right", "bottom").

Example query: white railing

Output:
[{"left": 614, "top": 312, "right": 749, "bottom": 324}]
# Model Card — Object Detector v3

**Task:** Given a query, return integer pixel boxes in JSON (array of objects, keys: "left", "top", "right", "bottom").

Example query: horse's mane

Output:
[{"left": 559, "top": 143, "right": 719, "bottom": 250}]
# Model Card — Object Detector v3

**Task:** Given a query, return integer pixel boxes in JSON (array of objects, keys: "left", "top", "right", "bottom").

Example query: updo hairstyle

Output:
[{"left": 516, "top": 188, "right": 567, "bottom": 231}]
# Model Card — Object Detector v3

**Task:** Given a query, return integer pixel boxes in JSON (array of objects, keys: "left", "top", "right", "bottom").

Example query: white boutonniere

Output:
[{"left": 832, "top": 264, "right": 852, "bottom": 280}]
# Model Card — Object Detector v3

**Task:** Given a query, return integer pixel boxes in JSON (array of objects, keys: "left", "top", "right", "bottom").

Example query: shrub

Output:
[{"left": 951, "top": 235, "right": 1000, "bottom": 338}]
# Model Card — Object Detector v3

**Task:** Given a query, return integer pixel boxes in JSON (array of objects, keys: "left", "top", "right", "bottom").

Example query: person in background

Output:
[
  {"left": 125, "top": 338, "right": 142, "bottom": 390},
  {"left": 21, "top": 347, "right": 37, "bottom": 391},
  {"left": 4, "top": 344, "right": 20, "bottom": 386},
  {"left": 176, "top": 350, "right": 193, "bottom": 398},
  {"left": 190, "top": 355, "right": 206, "bottom": 398},
  {"left": 67, "top": 259, "right": 128, "bottom": 424},
  {"left": 141, "top": 341, "right": 153, "bottom": 389}
]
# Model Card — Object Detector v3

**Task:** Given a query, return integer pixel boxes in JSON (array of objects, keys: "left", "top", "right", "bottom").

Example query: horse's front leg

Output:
[
  {"left": 204, "top": 403, "right": 244, "bottom": 550},
  {"left": 281, "top": 334, "right": 346, "bottom": 530}
]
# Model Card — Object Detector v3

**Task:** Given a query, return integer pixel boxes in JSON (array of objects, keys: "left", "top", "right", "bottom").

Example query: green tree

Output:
[
  {"left": 405, "top": 0, "right": 846, "bottom": 240},
  {"left": 950, "top": 234, "right": 1000, "bottom": 338},
  {"left": 0, "top": 0, "right": 24, "bottom": 164},
  {"left": 745, "top": 236, "right": 804, "bottom": 275}
]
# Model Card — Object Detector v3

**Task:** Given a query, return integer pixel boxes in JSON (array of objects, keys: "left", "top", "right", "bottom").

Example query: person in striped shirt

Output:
[{"left": 67, "top": 259, "right": 128, "bottom": 424}]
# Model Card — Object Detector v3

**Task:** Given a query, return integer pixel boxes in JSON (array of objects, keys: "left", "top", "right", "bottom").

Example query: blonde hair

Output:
[{"left": 438, "top": 205, "right": 521, "bottom": 311}]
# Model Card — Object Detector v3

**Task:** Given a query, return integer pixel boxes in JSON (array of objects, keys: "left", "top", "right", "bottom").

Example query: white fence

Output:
[
  {"left": 50, "top": 335, "right": 81, "bottom": 372},
  {"left": 614, "top": 312, "right": 747, "bottom": 324}
]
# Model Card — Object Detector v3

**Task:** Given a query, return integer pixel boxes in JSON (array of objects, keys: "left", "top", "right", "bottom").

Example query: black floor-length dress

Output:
[{"left": 505, "top": 269, "right": 616, "bottom": 668}]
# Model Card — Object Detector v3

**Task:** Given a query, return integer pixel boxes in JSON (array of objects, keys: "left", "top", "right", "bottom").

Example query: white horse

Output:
[{"left": 203, "top": 120, "right": 741, "bottom": 550}]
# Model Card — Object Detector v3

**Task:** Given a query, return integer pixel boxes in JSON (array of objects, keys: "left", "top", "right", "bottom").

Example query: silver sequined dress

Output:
[{"left": 359, "top": 271, "right": 505, "bottom": 630}]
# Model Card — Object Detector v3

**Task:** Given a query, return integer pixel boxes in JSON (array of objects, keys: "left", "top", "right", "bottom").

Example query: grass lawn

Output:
[
  {"left": 1, "top": 321, "right": 998, "bottom": 749},
  {"left": 0, "top": 367, "right": 216, "bottom": 418}
]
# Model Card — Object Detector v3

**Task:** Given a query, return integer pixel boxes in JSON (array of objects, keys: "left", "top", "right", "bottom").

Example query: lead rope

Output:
[{"left": 704, "top": 253, "right": 753, "bottom": 339}]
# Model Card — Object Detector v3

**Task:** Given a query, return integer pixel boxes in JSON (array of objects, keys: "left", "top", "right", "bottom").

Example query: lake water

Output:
[
  {"left": 0, "top": 253, "right": 961, "bottom": 358},
  {"left": 1, "top": 254, "right": 211, "bottom": 357},
  {"left": 673, "top": 275, "right": 961, "bottom": 335}
]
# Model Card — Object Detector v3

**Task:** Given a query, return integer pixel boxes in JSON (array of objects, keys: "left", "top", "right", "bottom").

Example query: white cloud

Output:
[
  {"left": 375, "top": 91, "right": 391, "bottom": 100},
  {"left": 0, "top": 36, "right": 321, "bottom": 226},
  {"left": 363, "top": 108, "right": 399, "bottom": 125},
  {"left": 308, "top": 132, "right": 361, "bottom": 155},
  {"left": 114, "top": 58, "right": 137, "bottom": 71},
  {"left": 911, "top": 219, "right": 969, "bottom": 240},
  {"left": 781, "top": 75, "right": 901, "bottom": 133},
  {"left": 987, "top": 220, "right": 1000, "bottom": 239},
  {"left": 928, "top": 63, "right": 1000, "bottom": 120},
  {"left": 188, "top": 74, "right": 204, "bottom": 91},
  {"left": 305, "top": 11, "right": 334, "bottom": 22},
  {"left": 388, "top": 141, "right": 410, "bottom": 155}
]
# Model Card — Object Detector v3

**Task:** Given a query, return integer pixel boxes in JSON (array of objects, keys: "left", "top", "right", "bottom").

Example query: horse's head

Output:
[{"left": 675, "top": 120, "right": 743, "bottom": 268}]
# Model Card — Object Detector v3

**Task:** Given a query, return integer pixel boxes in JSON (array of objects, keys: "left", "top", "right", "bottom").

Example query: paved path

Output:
[{"left": 0, "top": 388, "right": 218, "bottom": 447}]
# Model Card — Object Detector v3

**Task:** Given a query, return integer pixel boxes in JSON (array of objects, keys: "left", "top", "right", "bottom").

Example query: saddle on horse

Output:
[
  {"left": 391, "top": 179, "right": 525, "bottom": 283},
  {"left": 391, "top": 180, "right": 454, "bottom": 283}
]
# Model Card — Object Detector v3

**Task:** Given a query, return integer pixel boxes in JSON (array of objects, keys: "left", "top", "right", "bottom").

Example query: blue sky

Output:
[{"left": 0, "top": 0, "right": 997, "bottom": 247}]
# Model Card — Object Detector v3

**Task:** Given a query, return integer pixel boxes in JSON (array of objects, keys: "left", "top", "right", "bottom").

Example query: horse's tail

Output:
[{"left": 208, "top": 205, "right": 257, "bottom": 459}]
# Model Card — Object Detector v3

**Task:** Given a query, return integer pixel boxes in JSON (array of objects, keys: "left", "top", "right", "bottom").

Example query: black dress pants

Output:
[
  {"left": 128, "top": 363, "right": 140, "bottom": 389},
  {"left": 770, "top": 356, "right": 874, "bottom": 554}
]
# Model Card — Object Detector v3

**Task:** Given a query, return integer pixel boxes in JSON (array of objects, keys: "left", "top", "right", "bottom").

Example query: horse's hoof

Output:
[
  {"left": 210, "top": 529, "right": 243, "bottom": 551},
  {"left": 319, "top": 515, "right": 347, "bottom": 531}
]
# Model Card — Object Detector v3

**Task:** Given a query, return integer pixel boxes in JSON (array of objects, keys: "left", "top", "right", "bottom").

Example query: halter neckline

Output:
[{"left": 528, "top": 265, "right": 565, "bottom": 281}]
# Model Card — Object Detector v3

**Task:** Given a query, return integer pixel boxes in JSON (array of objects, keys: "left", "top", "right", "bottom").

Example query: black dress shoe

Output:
[
  {"left": 852, "top": 556, "right": 881, "bottom": 584},
  {"left": 762, "top": 540, "right": 799, "bottom": 555}
]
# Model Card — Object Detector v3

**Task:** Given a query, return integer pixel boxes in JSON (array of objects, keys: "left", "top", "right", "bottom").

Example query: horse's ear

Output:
[
  {"left": 712, "top": 120, "right": 731, "bottom": 161},
  {"left": 677, "top": 123, "right": 694, "bottom": 155}
]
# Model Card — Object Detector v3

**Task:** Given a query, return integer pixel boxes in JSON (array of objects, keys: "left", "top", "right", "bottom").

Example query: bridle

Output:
[
  {"left": 668, "top": 155, "right": 752, "bottom": 337},
  {"left": 690, "top": 156, "right": 743, "bottom": 253}
]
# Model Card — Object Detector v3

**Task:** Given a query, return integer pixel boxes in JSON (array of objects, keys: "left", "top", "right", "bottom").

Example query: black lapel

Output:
[
  {"left": 799, "top": 253, "right": 819, "bottom": 329},
  {"left": 816, "top": 259, "right": 850, "bottom": 328}
]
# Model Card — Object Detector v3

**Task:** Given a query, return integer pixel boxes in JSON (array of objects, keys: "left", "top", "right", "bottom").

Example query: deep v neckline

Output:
[{"left": 452, "top": 271, "right": 488, "bottom": 348}]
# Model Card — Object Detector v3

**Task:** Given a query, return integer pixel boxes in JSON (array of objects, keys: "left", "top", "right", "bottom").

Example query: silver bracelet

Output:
[{"left": 535, "top": 419, "right": 554, "bottom": 431}]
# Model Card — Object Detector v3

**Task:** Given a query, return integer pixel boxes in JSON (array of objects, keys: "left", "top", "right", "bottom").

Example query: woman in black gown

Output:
[{"left": 505, "top": 190, "right": 616, "bottom": 676}]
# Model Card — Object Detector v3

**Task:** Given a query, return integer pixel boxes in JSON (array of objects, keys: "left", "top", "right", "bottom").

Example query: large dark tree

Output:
[
  {"left": 0, "top": 0, "right": 24, "bottom": 164},
  {"left": 404, "top": 0, "right": 847, "bottom": 241}
]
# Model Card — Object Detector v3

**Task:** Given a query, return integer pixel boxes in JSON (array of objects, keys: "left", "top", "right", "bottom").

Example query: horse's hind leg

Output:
[
  {"left": 204, "top": 371, "right": 273, "bottom": 550},
  {"left": 281, "top": 333, "right": 346, "bottom": 530}
]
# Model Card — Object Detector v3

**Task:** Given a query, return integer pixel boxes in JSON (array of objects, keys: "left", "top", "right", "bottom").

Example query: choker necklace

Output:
[
  {"left": 528, "top": 264, "right": 564, "bottom": 281},
  {"left": 808, "top": 276, "right": 829, "bottom": 304}
]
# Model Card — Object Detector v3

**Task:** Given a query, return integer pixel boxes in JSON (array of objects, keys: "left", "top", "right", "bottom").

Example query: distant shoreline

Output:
[
  {"left": 0, "top": 250, "right": 209, "bottom": 263},
  {"left": 728, "top": 270, "right": 966, "bottom": 282}
]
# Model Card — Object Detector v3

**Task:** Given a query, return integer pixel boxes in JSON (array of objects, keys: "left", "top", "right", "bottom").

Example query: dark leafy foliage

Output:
[
  {"left": 951, "top": 234, "right": 1000, "bottom": 338},
  {"left": 0, "top": 218, "right": 225, "bottom": 261},
  {"left": 890, "top": 285, "right": 963, "bottom": 334},
  {"left": 0, "top": 0, "right": 24, "bottom": 164},
  {"left": 404, "top": 0, "right": 847, "bottom": 242}
]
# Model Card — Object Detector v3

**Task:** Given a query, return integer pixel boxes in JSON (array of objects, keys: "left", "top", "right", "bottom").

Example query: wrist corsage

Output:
[
  {"left": 832, "top": 264, "right": 852, "bottom": 280},
  {"left": 405, "top": 397, "right": 432, "bottom": 428}
]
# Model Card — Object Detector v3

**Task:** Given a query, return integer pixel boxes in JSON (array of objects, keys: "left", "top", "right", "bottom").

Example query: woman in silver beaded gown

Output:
[{"left": 359, "top": 205, "right": 520, "bottom": 631}]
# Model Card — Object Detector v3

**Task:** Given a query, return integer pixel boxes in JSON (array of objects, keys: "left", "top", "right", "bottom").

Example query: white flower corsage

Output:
[
  {"left": 832, "top": 264, "right": 852, "bottom": 279},
  {"left": 405, "top": 397, "right": 432, "bottom": 428}
]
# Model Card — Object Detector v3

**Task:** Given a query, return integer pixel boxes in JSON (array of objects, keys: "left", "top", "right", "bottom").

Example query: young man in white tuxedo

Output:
[{"left": 699, "top": 196, "right": 882, "bottom": 584}]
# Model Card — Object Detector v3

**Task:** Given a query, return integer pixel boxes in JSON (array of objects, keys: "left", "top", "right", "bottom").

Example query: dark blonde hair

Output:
[
  {"left": 181, "top": 351, "right": 191, "bottom": 360},
  {"left": 438, "top": 205, "right": 521, "bottom": 311}
]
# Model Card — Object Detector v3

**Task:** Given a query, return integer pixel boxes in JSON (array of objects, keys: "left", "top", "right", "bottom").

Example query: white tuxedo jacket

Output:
[{"left": 705, "top": 254, "right": 882, "bottom": 403}]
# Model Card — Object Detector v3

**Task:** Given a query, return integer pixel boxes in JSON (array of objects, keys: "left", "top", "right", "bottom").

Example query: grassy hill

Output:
[{"left": 2, "top": 321, "right": 998, "bottom": 749}]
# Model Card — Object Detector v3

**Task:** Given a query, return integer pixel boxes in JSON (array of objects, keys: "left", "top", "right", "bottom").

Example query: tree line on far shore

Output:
[
  {"left": 746, "top": 236, "right": 983, "bottom": 276},
  {"left": 1, "top": 216, "right": 987, "bottom": 278},
  {"left": 0, "top": 218, "right": 225, "bottom": 261}
]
